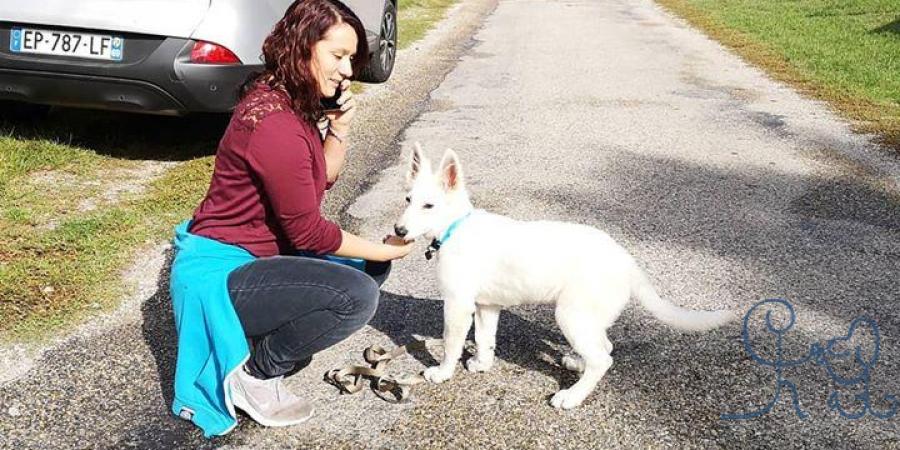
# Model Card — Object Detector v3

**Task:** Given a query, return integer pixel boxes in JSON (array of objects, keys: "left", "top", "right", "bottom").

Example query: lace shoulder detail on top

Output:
[{"left": 236, "top": 86, "right": 293, "bottom": 130}]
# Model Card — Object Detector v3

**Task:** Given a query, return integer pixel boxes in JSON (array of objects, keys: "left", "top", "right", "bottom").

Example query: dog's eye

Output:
[
  {"left": 423, "top": 203, "right": 434, "bottom": 209},
  {"left": 405, "top": 196, "right": 411, "bottom": 203}
]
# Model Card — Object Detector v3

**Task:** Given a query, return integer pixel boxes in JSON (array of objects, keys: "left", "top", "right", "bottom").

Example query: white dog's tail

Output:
[{"left": 632, "top": 270, "right": 735, "bottom": 331}]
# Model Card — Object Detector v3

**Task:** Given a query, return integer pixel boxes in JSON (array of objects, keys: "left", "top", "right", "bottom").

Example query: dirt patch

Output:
[
  {"left": 78, "top": 162, "right": 175, "bottom": 212},
  {"left": 28, "top": 170, "right": 81, "bottom": 187},
  {"left": 25, "top": 161, "right": 177, "bottom": 230}
]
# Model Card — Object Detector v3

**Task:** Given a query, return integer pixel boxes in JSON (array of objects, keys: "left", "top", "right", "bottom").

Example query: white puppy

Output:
[{"left": 394, "top": 143, "right": 735, "bottom": 409}]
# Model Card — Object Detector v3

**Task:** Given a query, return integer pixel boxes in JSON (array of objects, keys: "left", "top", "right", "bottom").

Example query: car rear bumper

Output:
[
  {"left": 0, "top": 62, "right": 259, "bottom": 115},
  {"left": 0, "top": 22, "right": 259, "bottom": 114}
]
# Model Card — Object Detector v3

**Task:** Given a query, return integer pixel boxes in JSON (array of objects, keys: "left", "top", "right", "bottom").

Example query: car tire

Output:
[
  {"left": 359, "top": 1, "right": 397, "bottom": 83},
  {"left": 0, "top": 100, "right": 51, "bottom": 121}
]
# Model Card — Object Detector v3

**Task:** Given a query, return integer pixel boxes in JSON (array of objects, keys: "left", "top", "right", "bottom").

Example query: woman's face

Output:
[{"left": 311, "top": 22, "right": 358, "bottom": 98}]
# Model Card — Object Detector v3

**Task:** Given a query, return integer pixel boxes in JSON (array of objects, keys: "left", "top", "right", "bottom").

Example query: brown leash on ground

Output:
[{"left": 325, "top": 340, "right": 435, "bottom": 403}]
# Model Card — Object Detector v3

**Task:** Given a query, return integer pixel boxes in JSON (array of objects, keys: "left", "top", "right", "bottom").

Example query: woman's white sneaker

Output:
[{"left": 229, "top": 367, "right": 314, "bottom": 427}]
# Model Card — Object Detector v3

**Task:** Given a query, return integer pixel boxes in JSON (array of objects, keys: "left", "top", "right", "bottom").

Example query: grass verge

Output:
[
  {"left": 0, "top": 113, "right": 218, "bottom": 341},
  {"left": 398, "top": 0, "right": 459, "bottom": 49},
  {"left": 655, "top": 0, "right": 900, "bottom": 151}
]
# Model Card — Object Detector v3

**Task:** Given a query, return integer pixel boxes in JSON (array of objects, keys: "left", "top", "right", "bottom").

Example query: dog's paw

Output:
[
  {"left": 423, "top": 366, "right": 453, "bottom": 384},
  {"left": 561, "top": 354, "right": 585, "bottom": 372},
  {"left": 550, "top": 389, "right": 587, "bottom": 409},
  {"left": 465, "top": 358, "right": 493, "bottom": 373}
]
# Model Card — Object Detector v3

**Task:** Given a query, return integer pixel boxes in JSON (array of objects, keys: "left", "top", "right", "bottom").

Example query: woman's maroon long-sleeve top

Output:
[{"left": 189, "top": 85, "right": 342, "bottom": 257}]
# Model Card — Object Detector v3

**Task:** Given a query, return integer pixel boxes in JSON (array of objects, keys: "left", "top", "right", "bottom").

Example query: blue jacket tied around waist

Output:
[{"left": 169, "top": 220, "right": 253, "bottom": 437}]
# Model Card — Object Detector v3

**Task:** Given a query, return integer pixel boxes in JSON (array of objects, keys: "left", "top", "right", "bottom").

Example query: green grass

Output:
[
  {"left": 398, "top": 0, "right": 459, "bottom": 49},
  {"left": 0, "top": 113, "right": 218, "bottom": 339},
  {"left": 656, "top": 0, "right": 900, "bottom": 150},
  {"left": 0, "top": 0, "right": 459, "bottom": 342}
]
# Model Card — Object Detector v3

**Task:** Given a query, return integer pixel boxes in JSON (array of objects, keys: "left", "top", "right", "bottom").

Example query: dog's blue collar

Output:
[
  {"left": 439, "top": 211, "right": 473, "bottom": 244},
  {"left": 426, "top": 211, "right": 473, "bottom": 260}
]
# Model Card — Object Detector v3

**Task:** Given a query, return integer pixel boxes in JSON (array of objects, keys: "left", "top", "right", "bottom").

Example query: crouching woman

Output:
[{"left": 168, "top": 0, "right": 412, "bottom": 437}]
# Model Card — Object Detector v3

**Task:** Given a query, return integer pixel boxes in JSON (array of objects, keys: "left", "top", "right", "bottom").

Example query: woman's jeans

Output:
[{"left": 227, "top": 254, "right": 390, "bottom": 379}]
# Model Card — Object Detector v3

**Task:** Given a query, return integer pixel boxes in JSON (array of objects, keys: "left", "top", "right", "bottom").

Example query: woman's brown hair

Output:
[{"left": 242, "top": 0, "right": 369, "bottom": 124}]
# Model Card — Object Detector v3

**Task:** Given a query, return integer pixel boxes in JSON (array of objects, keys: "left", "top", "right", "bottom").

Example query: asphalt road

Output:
[{"left": 2, "top": 0, "right": 899, "bottom": 449}]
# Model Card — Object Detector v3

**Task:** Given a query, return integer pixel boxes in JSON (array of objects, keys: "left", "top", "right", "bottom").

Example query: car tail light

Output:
[{"left": 190, "top": 41, "right": 241, "bottom": 64}]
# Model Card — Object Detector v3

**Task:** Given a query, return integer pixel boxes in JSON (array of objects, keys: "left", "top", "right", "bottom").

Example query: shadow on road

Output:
[
  {"left": 369, "top": 292, "right": 582, "bottom": 387},
  {"left": 140, "top": 248, "right": 178, "bottom": 427}
]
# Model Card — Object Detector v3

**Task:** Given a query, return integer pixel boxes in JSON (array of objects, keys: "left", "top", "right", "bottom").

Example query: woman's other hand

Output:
[{"left": 325, "top": 79, "right": 355, "bottom": 136}]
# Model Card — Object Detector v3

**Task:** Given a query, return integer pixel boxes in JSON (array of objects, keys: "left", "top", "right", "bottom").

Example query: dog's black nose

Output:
[{"left": 394, "top": 225, "right": 407, "bottom": 237}]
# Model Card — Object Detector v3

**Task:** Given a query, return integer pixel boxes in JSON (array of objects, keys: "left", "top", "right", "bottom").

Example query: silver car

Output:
[{"left": 0, "top": 0, "right": 397, "bottom": 115}]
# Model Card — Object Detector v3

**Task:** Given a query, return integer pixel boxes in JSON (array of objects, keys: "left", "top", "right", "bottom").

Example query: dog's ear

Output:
[
  {"left": 406, "top": 142, "right": 431, "bottom": 187},
  {"left": 439, "top": 148, "right": 464, "bottom": 192}
]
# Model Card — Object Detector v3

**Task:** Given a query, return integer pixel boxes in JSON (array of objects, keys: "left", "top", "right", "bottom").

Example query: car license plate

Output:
[{"left": 10, "top": 27, "right": 123, "bottom": 61}]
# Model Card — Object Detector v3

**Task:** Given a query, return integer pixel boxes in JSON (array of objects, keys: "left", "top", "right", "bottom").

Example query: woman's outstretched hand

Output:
[{"left": 381, "top": 235, "right": 414, "bottom": 260}]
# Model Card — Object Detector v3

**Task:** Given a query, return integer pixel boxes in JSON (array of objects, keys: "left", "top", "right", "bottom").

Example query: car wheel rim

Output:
[{"left": 379, "top": 10, "right": 396, "bottom": 72}]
